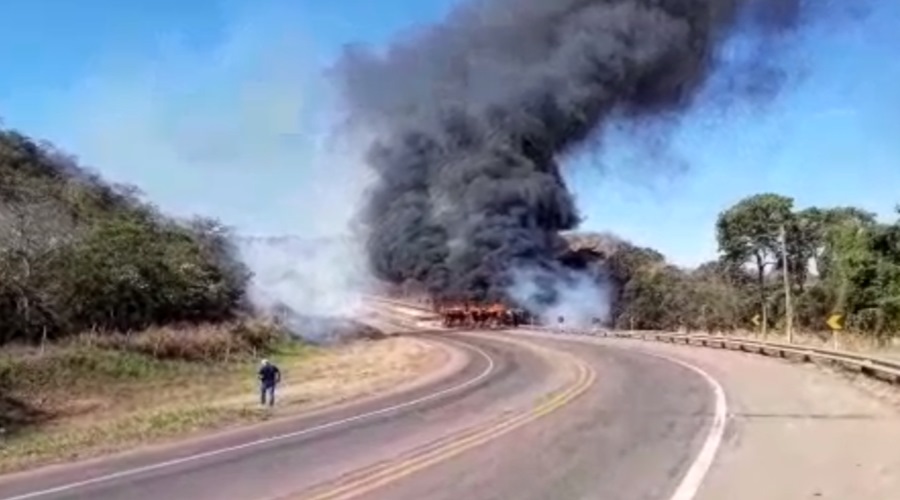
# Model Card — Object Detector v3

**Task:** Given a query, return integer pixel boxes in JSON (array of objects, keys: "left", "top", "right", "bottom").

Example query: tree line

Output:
[
  {"left": 5, "top": 124, "right": 897, "bottom": 346},
  {"left": 597, "top": 193, "right": 900, "bottom": 342},
  {"left": 0, "top": 128, "right": 251, "bottom": 346}
]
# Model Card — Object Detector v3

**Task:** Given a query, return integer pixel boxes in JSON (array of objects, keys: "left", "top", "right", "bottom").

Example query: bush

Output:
[
  {"left": 0, "top": 128, "right": 251, "bottom": 345},
  {"left": 80, "top": 321, "right": 287, "bottom": 363}
]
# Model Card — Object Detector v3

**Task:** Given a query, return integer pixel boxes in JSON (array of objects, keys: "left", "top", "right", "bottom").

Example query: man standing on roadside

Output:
[{"left": 258, "top": 359, "right": 281, "bottom": 407}]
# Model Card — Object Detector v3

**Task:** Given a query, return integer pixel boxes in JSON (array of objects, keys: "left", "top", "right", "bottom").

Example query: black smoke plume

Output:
[{"left": 335, "top": 0, "right": 811, "bottom": 303}]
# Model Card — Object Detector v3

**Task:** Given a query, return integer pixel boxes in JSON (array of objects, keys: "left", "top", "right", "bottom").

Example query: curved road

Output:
[{"left": 0, "top": 332, "right": 718, "bottom": 500}]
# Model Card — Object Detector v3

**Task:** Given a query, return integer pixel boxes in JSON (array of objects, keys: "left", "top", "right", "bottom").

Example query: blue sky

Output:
[{"left": 1, "top": 0, "right": 898, "bottom": 267}]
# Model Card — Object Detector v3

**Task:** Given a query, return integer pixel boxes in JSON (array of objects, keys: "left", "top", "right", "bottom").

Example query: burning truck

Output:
[{"left": 435, "top": 301, "right": 531, "bottom": 330}]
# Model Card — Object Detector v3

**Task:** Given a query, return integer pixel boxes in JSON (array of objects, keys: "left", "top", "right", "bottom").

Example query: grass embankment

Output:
[{"left": 0, "top": 322, "right": 441, "bottom": 474}]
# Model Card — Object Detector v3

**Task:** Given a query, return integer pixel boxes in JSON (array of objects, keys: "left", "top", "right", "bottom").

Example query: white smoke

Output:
[
  {"left": 236, "top": 124, "right": 379, "bottom": 326},
  {"left": 239, "top": 235, "right": 367, "bottom": 316},
  {"left": 42, "top": 3, "right": 378, "bottom": 336},
  {"left": 507, "top": 265, "right": 612, "bottom": 329}
]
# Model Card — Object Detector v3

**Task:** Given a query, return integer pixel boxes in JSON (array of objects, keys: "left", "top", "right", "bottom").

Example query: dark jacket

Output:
[{"left": 259, "top": 364, "right": 281, "bottom": 386}]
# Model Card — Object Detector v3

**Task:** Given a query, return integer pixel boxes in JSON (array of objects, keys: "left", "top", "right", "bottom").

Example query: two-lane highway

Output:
[
  {"left": 310, "top": 333, "right": 718, "bottom": 500},
  {"left": 0, "top": 332, "right": 720, "bottom": 500}
]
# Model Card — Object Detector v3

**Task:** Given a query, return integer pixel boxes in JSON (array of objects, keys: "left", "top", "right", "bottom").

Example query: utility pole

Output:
[{"left": 780, "top": 224, "right": 794, "bottom": 343}]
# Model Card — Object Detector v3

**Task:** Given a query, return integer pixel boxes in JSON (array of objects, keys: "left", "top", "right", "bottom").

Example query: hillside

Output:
[
  {"left": 0, "top": 128, "right": 444, "bottom": 473},
  {"left": 0, "top": 128, "right": 251, "bottom": 345},
  {"left": 1, "top": 126, "right": 269, "bottom": 438}
]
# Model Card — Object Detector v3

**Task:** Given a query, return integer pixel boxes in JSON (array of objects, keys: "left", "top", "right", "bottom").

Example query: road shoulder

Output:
[
  {"left": 0, "top": 335, "right": 466, "bottom": 489},
  {"left": 546, "top": 334, "right": 900, "bottom": 500}
]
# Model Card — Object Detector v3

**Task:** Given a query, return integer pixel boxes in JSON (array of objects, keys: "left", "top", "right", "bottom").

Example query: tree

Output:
[
  {"left": 716, "top": 193, "right": 794, "bottom": 335},
  {"left": 553, "top": 194, "right": 900, "bottom": 342},
  {"left": 1, "top": 127, "right": 252, "bottom": 344},
  {"left": 815, "top": 207, "right": 877, "bottom": 281},
  {"left": 616, "top": 264, "right": 688, "bottom": 330},
  {"left": 689, "top": 261, "right": 750, "bottom": 331},
  {"left": 0, "top": 174, "right": 82, "bottom": 343},
  {"left": 780, "top": 207, "right": 825, "bottom": 292}
]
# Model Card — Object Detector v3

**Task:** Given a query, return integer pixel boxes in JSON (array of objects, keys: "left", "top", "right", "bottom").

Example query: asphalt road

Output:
[
  {"left": 517, "top": 329, "right": 900, "bottom": 500},
  {"left": 0, "top": 332, "right": 716, "bottom": 500},
  {"left": 342, "top": 334, "right": 715, "bottom": 500}
]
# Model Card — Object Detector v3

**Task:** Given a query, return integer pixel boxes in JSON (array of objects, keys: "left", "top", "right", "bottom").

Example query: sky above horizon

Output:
[{"left": 1, "top": 0, "right": 898, "bottom": 267}]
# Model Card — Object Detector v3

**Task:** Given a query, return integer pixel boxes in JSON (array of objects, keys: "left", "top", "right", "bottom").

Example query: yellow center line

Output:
[
  {"left": 309, "top": 365, "right": 595, "bottom": 500},
  {"left": 288, "top": 359, "right": 596, "bottom": 500},
  {"left": 277, "top": 339, "right": 582, "bottom": 496}
]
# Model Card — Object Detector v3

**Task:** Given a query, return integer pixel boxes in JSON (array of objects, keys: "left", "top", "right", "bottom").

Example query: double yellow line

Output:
[{"left": 289, "top": 358, "right": 596, "bottom": 500}]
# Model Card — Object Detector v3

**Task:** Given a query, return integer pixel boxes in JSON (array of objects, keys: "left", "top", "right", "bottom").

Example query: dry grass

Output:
[
  {"left": 0, "top": 321, "right": 286, "bottom": 430},
  {"left": 0, "top": 328, "right": 442, "bottom": 474},
  {"left": 681, "top": 328, "right": 900, "bottom": 359},
  {"left": 77, "top": 320, "right": 284, "bottom": 362}
]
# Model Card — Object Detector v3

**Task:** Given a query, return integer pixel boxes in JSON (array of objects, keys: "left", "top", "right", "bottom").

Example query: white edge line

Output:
[
  {"left": 639, "top": 350, "right": 728, "bottom": 500},
  {"left": 2, "top": 337, "right": 495, "bottom": 500},
  {"left": 515, "top": 330, "right": 728, "bottom": 500}
]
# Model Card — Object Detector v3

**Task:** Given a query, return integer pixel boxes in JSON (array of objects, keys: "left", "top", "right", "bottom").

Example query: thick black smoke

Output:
[{"left": 335, "top": 0, "right": 810, "bottom": 303}]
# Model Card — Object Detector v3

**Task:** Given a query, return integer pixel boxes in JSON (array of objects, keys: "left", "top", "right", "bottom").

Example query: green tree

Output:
[
  {"left": 690, "top": 261, "right": 750, "bottom": 331},
  {"left": 716, "top": 193, "right": 794, "bottom": 335}
]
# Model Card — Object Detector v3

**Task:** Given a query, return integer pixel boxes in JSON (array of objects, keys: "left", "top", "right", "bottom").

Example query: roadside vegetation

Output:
[
  {"left": 0, "top": 128, "right": 252, "bottom": 345},
  {"left": 565, "top": 193, "right": 900, "bottom": 353},
  {"left": 0, "top": 127, "right": 439, "bottom": 471},
  {"left": 0, "top": 127, "right": 290, "bottom": 460},
  {"left": 0, "top": 332, "right": 439, "bottom": 473}
]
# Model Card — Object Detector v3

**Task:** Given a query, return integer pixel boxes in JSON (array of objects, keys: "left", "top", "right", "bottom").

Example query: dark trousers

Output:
[{"left": 260, "top": 382, "right": 276, "bottom": 406}]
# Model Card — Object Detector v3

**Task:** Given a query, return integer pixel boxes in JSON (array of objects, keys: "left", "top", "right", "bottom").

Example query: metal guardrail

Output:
[
  {"left": 367, "top": 296, "right": 900, "bottom": 385},
  {"left": 530, "top": 327, "right": 900, "bottom": 385}
]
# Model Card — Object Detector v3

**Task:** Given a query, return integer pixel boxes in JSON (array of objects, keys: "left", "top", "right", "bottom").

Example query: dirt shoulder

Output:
[
  {"left": 0, "top": 335, "right": 449, "bottom": 475},
  {"left": 520, "top": 331, "right": 900, "bottom": 500},
  {"left": 634, "top": 339, "right": 900, "bottom": 500}
]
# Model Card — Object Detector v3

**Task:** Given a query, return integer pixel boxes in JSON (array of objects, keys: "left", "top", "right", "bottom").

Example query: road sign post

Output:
[
  {"left": 826, "top": 313, "right": 844, "bottom": 350},
  {"left": 751, "top": 313, "right": 761, "bottom": 333}
]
